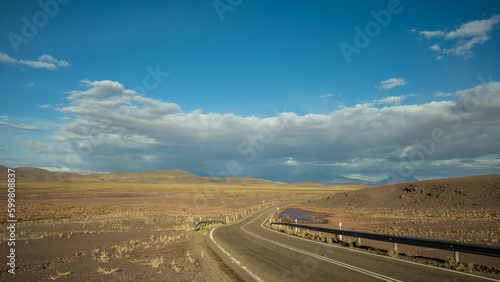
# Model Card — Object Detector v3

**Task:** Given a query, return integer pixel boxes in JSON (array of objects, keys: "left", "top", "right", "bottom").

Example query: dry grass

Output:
[
  {"left": 151, "top": 257, "right": 165, "bottom": 268},
  {"left": 171, "top": 260, "right": 181, "bottom": 272},
  {"left": 49, "top": 271, "right": 71, "bottom": 280},
  {"left": 97, "top": 267, "right": 120, "bottom": 274},
  {"left": 186, "top": 251, "right": 195, "bottom": 264},
  {"left": 388, "top": 249, "right": 399, "bottom": 258}
]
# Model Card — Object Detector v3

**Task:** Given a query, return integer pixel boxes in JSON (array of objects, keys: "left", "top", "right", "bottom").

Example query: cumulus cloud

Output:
[
  {"left": 418, "top": 15, "right": 500, "bottom": 59},
  {"left": 377, "top": 78, "right": 407, "bottom": 90},
  {"left": 0, "top": 52, "right": 70, "bottom": 71},
  {"left": 320, "top": 93, "right": 333, "bottom": 99},
  {"left": 11, "top": 79, "right": 500, "bottom": 182}
]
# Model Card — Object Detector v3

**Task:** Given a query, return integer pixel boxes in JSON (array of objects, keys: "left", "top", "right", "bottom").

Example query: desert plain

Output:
[{"left": 0, "top": 166, "right": 499, "bottom": 281}]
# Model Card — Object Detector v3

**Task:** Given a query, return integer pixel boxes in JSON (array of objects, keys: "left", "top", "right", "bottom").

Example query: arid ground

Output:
[
  {"left": 293, "top": 174, "right": 500, "bottom": 271},
  {"left": 1, "top": 167, "right": 499, "bottom": 280},
  {"left": 0, "top": 168, "right": 350, "bottom": 281}
]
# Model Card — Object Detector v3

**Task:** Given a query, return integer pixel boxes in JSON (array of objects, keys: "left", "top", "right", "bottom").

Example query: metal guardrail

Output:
[
  {"left": 270, "top": 222, "right": 500, "bottom": 259},
  {"left": 194, "top": 220, "right": 225, "bottom": 231}
]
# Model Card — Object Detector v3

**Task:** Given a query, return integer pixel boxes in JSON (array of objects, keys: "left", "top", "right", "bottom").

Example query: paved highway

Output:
[{"left": 208, "top": 202, "right": 499, "bottom": 282}]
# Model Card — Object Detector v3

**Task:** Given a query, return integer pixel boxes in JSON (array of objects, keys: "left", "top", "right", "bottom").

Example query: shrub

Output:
[{"left": 151, "top": 257, "right": 165, "bottom": 268}]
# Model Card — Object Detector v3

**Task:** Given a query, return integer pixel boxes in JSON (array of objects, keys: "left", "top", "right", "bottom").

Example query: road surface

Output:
[{"left": 208, "top": 202, "right": 499, "bottom": 282}]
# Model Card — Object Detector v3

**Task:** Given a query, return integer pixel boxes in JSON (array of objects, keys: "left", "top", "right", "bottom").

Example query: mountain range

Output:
[{"left": 0, "top": 164, "right": 414, "bottom": 186}]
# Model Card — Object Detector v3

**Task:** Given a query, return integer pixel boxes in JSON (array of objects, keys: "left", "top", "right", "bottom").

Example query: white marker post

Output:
[
  {"left": 295, "top": 219, "right": 298, "bottom": 233},
  {"left": 339, "top": 222, "right": 342, "bottom": 241}
]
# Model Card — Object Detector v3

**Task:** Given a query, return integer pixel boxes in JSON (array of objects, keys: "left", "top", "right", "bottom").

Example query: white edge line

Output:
[
  {"left": 242, "top": 211, "right": 401, "bottom": 282},
  {"left": 210, "top": 227, "right": 265, "bottom": 282}
]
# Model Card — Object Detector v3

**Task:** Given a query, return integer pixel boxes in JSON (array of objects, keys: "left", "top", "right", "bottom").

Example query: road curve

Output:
[{"left": 208, "top": 202, "right": 499, "bottom": 282}]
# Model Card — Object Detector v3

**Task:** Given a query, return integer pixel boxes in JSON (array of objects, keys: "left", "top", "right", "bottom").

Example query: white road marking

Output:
[
  {"left": 210, "top": 227, "right": 265, "bottom": 282},
  {"left": 240, "top": 213, "right": 402, "bottom": 282},
  {"left": 258, "top": 212, "right": 500, "bottom": 282}
]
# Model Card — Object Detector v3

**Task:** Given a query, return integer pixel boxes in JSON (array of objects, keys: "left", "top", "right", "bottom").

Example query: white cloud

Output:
[
  {"left": 340, "top": 174, "right": 386, "bottom": 182},
  {"left": 418, "top": 15, "right": 500, "bottom": 59},
  {"left": 375, "top": 94, "right": 413, "bottom": 105},
  {"left": 435, "top": 91, "right": 453, "bottom": 97},
  {"left": 320, "top": 93, "right": 333, "bottom": 99},
  {"left": 23, "top": 82, "right": 34, "bottom": 88},
  {"left": 283, "top": 157, "right": 299, "bottom": 166},
  {"left": 377, "top": 78, "right": 407, "bottom": 90},
  {"left": 446, "top": 15, "right": 500, "bottom": 39},
  {"left": 37, "top": 104, "right": 52, "bottom": 109},
  {"left": 419, "top": 30, "right": 446, "bottom": 39},
  {"left": 0, "top": 52, "right": 70, "bottom": 71},
  {"left": 9, "top": 80, "right": 500, "bottom": 183},
  {"left": 0, "top": 120, "right": 41, "bottom": 132}
]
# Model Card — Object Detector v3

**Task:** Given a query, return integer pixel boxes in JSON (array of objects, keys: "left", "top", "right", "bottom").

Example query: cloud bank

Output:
[{"left": 4, "top": 79, "right": 500, "bottom": 183}]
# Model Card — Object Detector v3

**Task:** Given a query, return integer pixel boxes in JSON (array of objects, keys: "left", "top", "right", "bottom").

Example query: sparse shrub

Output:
[
  {"left": 186, "top": 251, "right": 195, "bottom": 264},
  {"left": 49, "top": 271, "right": 71, "bottom": 280},
  {"left": 388, "top": 249, "right": 399, "bottom": 258},
  {"left": 445, "top": 257, "right": 459, "bottom": 269},
  {"left": 171, "top": 260, "right": 181, "bottom": 272},
  {"left": 98, "top": 251, "right": 110, "bottom": 262},
  {"left": 97, "top": 267, "right": 120, "bottom": 274},
  {"left": 464, "top": 262, "right": 474, "bottom": 273},
  {"left": 151, "top": 256, "right": 165, "bottom": 268}
]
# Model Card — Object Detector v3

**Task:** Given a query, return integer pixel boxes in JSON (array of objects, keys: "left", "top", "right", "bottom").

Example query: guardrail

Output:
[
  {"left": 194, "top": 195, "right": 313, "bottom": 231},
  {"left": 194, "top": 220, "right": 225, "bottom": 231},
  {"left": 270, "top": 222, "right": 500, "bottom": 262}
]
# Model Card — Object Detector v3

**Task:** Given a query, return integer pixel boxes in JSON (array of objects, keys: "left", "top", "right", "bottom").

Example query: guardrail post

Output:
[
  {"left": 357, "top": 238, "right": 361, "bottom": 246},
  {"left": 454, "top": 251, "right": 459, "bottom": 263},
  {"left": 393, "top": 243, "right": 398, "bottom": 252},
  {"left": 319, "top": 231, "right": 321, "bottom": 240},
  {"left": 339, "top": 223, "right": 342, "bottom": 241}
]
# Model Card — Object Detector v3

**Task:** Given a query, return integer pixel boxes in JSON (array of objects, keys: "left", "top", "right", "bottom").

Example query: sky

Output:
[{"left": 0, "top": 0, "right": 499, "bottom": 184}]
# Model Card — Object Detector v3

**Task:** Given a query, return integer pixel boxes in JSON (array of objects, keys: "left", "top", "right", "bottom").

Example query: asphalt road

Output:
[{"left": 208, "top": 202, "right": 499, "bottom": 282}]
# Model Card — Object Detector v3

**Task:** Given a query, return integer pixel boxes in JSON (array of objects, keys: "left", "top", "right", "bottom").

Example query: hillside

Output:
[
  {"left": 0, "top": 165, "right": 342, "bottom": 188},
  {"left": 304, "top": 174, "right": 500, "bottom": 212}
]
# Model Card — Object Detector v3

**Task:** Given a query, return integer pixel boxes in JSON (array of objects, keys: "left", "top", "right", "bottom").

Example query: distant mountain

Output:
[
  {"left": 0, "top": 165, "right": 419, "bottom": 186},
  {"left": 0, "top": 165, "right": 301, "bottom": 187}
]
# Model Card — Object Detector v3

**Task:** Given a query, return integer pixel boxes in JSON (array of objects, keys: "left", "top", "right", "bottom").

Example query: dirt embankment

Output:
[
  {"left": 297, "top": 174, "right": 500, "bottom": 268},
  {"left": 305, "top": 174, "right": 500, "bottom": 212}
]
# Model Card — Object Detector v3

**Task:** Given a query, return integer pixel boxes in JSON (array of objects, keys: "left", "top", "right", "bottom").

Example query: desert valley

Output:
[{"left": 0, "top": 165, "right": 499, "bottom": 281}]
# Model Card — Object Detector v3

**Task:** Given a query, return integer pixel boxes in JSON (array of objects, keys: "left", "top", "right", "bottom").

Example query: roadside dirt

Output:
[{"left": 290, "top": 175, "right": 500, "bottom": 271}]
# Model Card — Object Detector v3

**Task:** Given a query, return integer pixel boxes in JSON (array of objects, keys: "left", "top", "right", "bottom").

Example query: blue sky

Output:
[{"left": 1, "top": 0, "right": 499, "bottom": 183}]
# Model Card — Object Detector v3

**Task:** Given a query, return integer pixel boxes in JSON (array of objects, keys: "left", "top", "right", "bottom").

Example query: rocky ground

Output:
[{"left": 295, "top": 174, "right": 500, "bottom": 270}]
